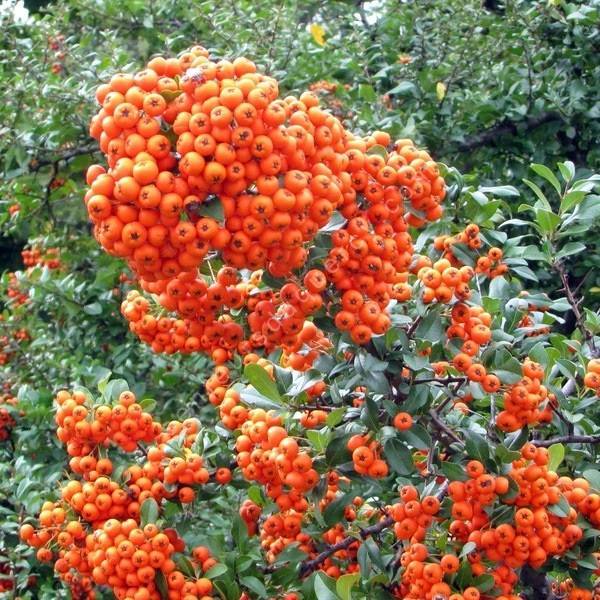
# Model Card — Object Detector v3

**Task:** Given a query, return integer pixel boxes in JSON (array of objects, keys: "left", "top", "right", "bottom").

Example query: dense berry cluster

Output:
[
  {"left": 20, "top": 387, "right": 220, "bottom": 600},
  {"left": 21, "top": 246, "right": 61, "bottom": 269},
  {"left": 6, "top": 272, "right": 28, "bottom": 306},
  {"left": 392, "top": 444, "right": 597, "bottom": 600},
  {"left": 495, "top": 360, "right": 550, "bottom": 432},
  {"left": 84, "top": 45, "right": 446, "bottom": 359},
  {"left": 433, "top": 224, "right": 508, "bottom": 279},
  {"left": 0, "top": 392, "right": 17, "bottom": 441}
]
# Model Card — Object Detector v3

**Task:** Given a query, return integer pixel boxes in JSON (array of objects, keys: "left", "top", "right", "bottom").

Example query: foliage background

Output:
[{"left": 0, "top": 0, "right": 599, "bottom": 597}]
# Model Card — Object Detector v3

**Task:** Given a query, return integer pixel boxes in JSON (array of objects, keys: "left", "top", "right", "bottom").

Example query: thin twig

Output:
[
  {"left": 554, "top": 260, "right": 598, "bottom": 355},
  {"left": 413, "top": 376, "right": 467, "bottom": 385},
  {"left": 532, "top": 434, "right": 600, "bottom": 448},
  {"left": 406, "top": 315, "right": 423, "bottom": 338},
  {"left": 298, "top": 516, "right": 394, "bottom": 577},
  {"left": 551, "top": 403, "right": 575, "bottom": 436},
  {"left": 428, "top": 409, "right": 464, "bottom": 446},
  {"left": 29, "top": 144, "right": 97, "bottom": 171}
]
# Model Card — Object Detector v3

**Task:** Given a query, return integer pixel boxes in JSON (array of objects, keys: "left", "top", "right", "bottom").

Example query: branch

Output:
[
  {"left": 356, "top": 0, "right": 376, "bottom": 40},
  {"left": 551, "top": 403, "right": 575, "bottom": 437},
  {"left": 413, "top": 376, "right": 467, "bottom": 385},
  {"left": 554, "top": 260, "right": 598, "bottom": 356},
  {"left": 428, "top": 409, "right": 464, "bottom": 446},
  {"left": 533, "top": 434, "right": 600, "bottom": 448},
  {"left": 43, "top": 161, "right": 59, "bottom": 225},
  {"left": 29, "top": 144, "right": 98, "bottom": 172},
  {"left": 455, "top": 112, "right": 562, "bottom": 152},
  {"left": 406, "top": 315, "right": 422, "bottom": 338},
  {"left": 299, "top": 516, "right": 394, "bottom": 577}
]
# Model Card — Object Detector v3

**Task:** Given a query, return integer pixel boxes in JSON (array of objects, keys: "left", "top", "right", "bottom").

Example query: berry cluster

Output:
[
  {"left": 0, "top": 392, "right": 17, "bottom": 441},
  {"left": 417, "top": 258, "right": 473, "bottom": 304},
  {"left": 20, "top": 386, "right": 221, "bottom": 600},
  {"left": 347, "top": 433, "right": 389, "bottom": 478},
  {"left": 495, "top": 360, "right": 549, "bottom": 432},
  {"left": 433, "top": 224, "right": 508, "bottom": 279},
  {"left": 84, "top": 45, "right": 447, "bottom": 360},
  {"left": 6, "top": 272, "right": 29, "bottom": 306},
  {"left": 21, "top": 246, "right": 61, "bottom": 269},
  {"left": 584, "top": 358, "right": 600, "bottom": 395}
]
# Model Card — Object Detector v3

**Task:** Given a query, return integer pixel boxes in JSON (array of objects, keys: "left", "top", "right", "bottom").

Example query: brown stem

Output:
[
  {"left": 554, "top": 260, "right": 597, "bottom": 355},
  {"left": 413, "top": 376, "right": 467, "bottom": 385},
  {"left": 428, "top": 409, "right": 464, "bottom": 446},
  {"left": 299, "top": 516, "right": 394, "bottom": 577},
  {"left": 29, "top": 144, "right": 97, "bottom": 171},
  {"left": 532, "top": 434, "right": 600, "bottom": 447},
  {"left": 406, "top": 315, "right": 423, "bottom": 338},
  {"left": 550, "top": 403, "right": 574, "bottom": 436}
]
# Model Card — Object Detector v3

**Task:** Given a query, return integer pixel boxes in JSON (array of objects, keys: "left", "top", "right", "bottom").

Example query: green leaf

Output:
[
  {"left": 520, "top": 245, "right": 549, "bottom": 261},
  {"left": 479, "top": 185, "right": 520, "bottom": 198},
  {"left": 583, "top": 469, "right": 600, "bottom": 491},
  {"left": 414, "top": 308, "right": 444, "bottom": 342},
  {"left": 577, "top": 556, "right": 599, "bottom": 570},
  {"left": 326, "top": 435, "right": 351, "bottom": 466},
  {"left": 197, "top": 195, "right": 224, "bottom": 223},
  {"left": 509, "top": 265, "right": 539, "bottom": 282},
  {"left": 103, "top": 378, "right": 129, "bottom": 402},
  {"left": 204, "top": 563, "right": 228, "bottom": 579},
  {"left": 160, "top": 89, "right": 182, "bottom": 102},
  {"left": 336, "top": 573, "right": 360, "bottom": 600},
  {"left": 463, "top": 431, "right": 490, "bottom": 462},
  {"left": 523, "top": 179, "right": 551, "bottom": 211},
  {"left": 273, "top": 543, "right": 307, "bottom": 566},
  {"left": 472, "top": 199, "right": 501, "bottom": 224},
  {"left": 558, "top": 161, "right": 576, "bottom": 183},
  {"left": 548, "top": 494, "right": 570, "bottom": 518},
  {"left": 306, "top": 429, "right": 331, "bottom": 452},
  {"left": 555, "top": 242, "right": 585, "bottom": 260},
  {"left": 321, "top": 211, "right": 347, "bottom": 232},
  {"left": 323, "top": 493, "right": 354, "bottom": 527},
  {"left": 240, "top": 576, "right": 268, "bottom": 598},
  {"left": 495, "top": 445, "right": 521, "bottom": 464},
  {"left": 247, "top": 485, "right": 265, "bottom": 506},
  {"left": 174, "top": 554, "right": 196, "bottom": 578},
  {"left": 536, "top": 209, "right": 561, "bottom": 235},
  {"left": 547, "top": 443, "right": 565, "bottom": 471},
  {"left": 440, "top": 461, "right": 469, "bottom": 481},
  {"left": 396, "top": 424, "right": 432, "bottom": 450},
  {"left": 232, "top": 513, "right": 248, "bottom": 549},
  {"left": 314, "top": 572, "right": 340, "bottom": 600},
  {"left": 239, "top": 387, "right": 282, "bottom": 410},
  {"left": 363, "top": 536, "right": 385, "bottom": 570},
  {"left": 460, "top": 541, "right": 477, "bottom": 558},
  {"left": 140, "top": 498, "right": 159, "bottom": 527},
  {"left": 560, "top": 190, "right": 586, "bottom": 214},
  {"left": 388, "top": 81, "right": 417, "bottom": 96},
  {"left": 155, "top": 572, "right": 168, "bottom": 600},
  {"left": 244, "top": 364, "right": 281, "bottom": 402},
  {"left": 358, "top": 84, "right": 377, "bottom": 102},
  {"left": 473, "top": 573, "right": 496, "bottom": 593},
  {"left": 383, "top": 438, "right": 413, "bottom": 475},
  {"left": 531, "top": 163, "right": 561, "bottom": 195},
  {"left": 326, "top": 407, "right": 345, "bottom": 427},
  {"left": 366, "top": 144, "right": 388, "bottom": 159},
  {"left": 140, "top": 397, "right": 156, "bottom": 412},
  {"left": 83, "top": 302, "right": 102, "bottom": 315}
]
